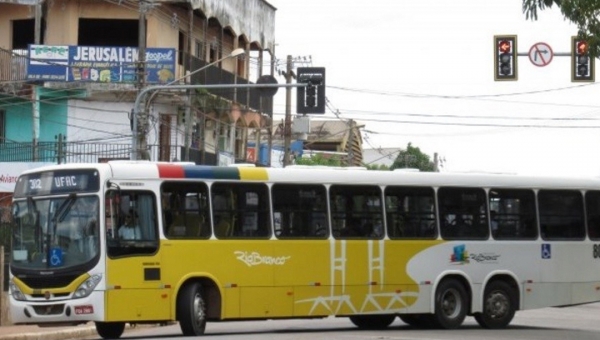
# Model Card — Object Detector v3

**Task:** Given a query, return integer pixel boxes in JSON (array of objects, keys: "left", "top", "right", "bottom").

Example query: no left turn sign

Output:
[{"left": 529, "top": 42, "right": 553, "bottom": 67}]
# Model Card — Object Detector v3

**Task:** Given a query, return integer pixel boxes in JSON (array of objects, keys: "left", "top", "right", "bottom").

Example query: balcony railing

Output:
[
  {"left": 182, "top": 52, "right": 273, "bottom": 115},
  {"left": 0, "top": 49, "right": 28, "bottom": 91}
]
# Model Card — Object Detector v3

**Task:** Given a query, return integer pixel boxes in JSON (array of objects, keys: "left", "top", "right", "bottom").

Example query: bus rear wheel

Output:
[
  {"left": 474, "top": 281, "right": 516, "bottom": 329},
  {"left": 349, "top": 314, "right": 396, "bottom": 329},
  {"left": 432, "top": 279, "right": 468, "bottom": 329},
  {"left": 95, "top": 321, "right": 125, "bottom": 339},
  {"left": 177, "top": 282, "right": 207, "bottom": 336}
]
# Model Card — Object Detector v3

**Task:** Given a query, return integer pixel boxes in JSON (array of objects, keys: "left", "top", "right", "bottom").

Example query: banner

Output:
[{"left": 26, "top": 45, "right": 176, "bottom": 84}]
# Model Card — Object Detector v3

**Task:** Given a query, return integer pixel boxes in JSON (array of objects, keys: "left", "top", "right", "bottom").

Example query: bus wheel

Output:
[
  {"left": 95, "top": 321, "right": 125, "bottom": 339},
  {"left": 177, "top": 282, "right": 207, "bottom": 336},
  {"left": 349, "top": 314, "right": 396, "bottom": 329},
  {"left": 433, "top": 279, "right": 468, "bottom": 329},
  {"left": 474, "top": 281, "right": 516, "bottom": 329}
]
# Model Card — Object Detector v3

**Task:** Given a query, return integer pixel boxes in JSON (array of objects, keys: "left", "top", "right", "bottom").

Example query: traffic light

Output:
[
  {"left": 571, "top": 36, "right": 595, "bottom": 82},
  {"left": 297, "top": 67, "right": 326, "bottom": 114},
  {"left": 494, "top": 35, "right": 518, "bottom": 81}
]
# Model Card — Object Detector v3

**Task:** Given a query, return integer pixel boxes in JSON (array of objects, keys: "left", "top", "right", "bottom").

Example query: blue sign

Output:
[
  {"left": 541, "top": 243, "right": 551, "bottom": 259},
  {"left": 49, "top": 247, "right": 63, "bottom": 267},
  {"left": 26, "top": 45, "right": 176, "bottom": 84}
]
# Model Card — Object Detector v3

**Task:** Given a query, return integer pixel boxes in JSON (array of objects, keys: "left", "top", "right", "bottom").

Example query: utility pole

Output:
[
  {"left": 283, "top": 55, "right": 293, "bottom": 167},
  {"left": 135, "top": 0, "right": 148, "bottom": 160},
  {"left": 183, "top": 8, "right": 194, "bottom": 161},
  {"left": 347, "top": 119, "right": 354, "bottom": 166},
  {"left": 32, "top": 1, "right": 42, "bottom": 161}
]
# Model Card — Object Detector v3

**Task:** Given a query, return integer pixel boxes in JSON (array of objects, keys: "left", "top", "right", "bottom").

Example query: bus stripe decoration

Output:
[{"left": 156, "top": 164, "right": 268, "bottom": 180}]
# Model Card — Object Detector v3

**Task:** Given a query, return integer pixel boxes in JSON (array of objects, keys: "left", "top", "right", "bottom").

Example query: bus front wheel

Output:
[
  {"left": 433, "top": 279, "right": 468, "bottom": 329},
  {"left": 474, "top": 281, "right": 516, "bottom": 329},
  {"left": 95, "top": 321, "right": 125, "bottom": 339},
  {"left": 177, "top": 282, "right": 207, "bottom": 336}
]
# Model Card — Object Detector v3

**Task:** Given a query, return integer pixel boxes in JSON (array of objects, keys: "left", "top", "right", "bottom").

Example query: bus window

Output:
[
  {"left": 272, "top": 184, "right": 328, "bottom": 239},
  {"left": 106, "top": 190, "right": 158, "bottom": 258},
  {"left": 385, "top": 186, "right": 436, "bottom": 239},
  {"left": 330, "top": 185, "right": 383, "bottom": 239},
  {"left": 586, "top": 191, "right": 600, "bottom": 240},
  {"left": 438, "top": 187, "right": 488, "bottom": 240},
  {"left": 161, "top": 182, "right": 211, "bottom": 239},
  {"left": 539, "top": 190, "right": 585, "bottom": 240},
  {"left": 211, "top": 182, "right": 271, "bottom": 239},
  {"left": 489, "top": 189, "right": 537, "bottom": 240}
]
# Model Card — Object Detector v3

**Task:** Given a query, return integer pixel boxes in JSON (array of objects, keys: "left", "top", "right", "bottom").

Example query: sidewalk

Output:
[{"left": 0, "top": 323, "right": 98, "bottom": 340}]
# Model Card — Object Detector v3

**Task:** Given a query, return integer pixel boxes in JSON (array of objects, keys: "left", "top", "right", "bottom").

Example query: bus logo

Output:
[
  {"left": 542, "top": 244, "right": 551, "bottom": 259},
  {"left": 450, "top": 244, "right": 469, "bottom": 264},
  {"left": 234, "top": 251, "right": 291, "bottom": 267}
]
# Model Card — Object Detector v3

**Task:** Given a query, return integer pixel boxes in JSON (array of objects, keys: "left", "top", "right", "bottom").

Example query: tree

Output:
[
  {"left": 522, "top": 0, "right": 600, "bottom": 57},
  {"left": 294, "top": 153, "right": 343, "bottom": 166},
  {"left": 391, "top": 143, "right": 435, "bottom": 172}
]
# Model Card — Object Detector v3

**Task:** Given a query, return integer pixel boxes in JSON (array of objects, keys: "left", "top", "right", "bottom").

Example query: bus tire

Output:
[
  {"left": 349, "top": 314, "right": 396, "bottom": 329},
  {"left": 433, "top": 278, "right": 468, "bottom": 329},
  {"left": 95, "top": 321, "right": 125, "bottom": 339},
  {"left": 177, "top": 282, "right": 207, "bottom": 336},
  {"left": 474, "top": 281, "right": 516, "bottom": 329}
]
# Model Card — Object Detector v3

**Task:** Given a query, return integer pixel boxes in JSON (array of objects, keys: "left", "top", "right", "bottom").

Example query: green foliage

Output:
[
  {"left": 523, "top": 0, "right": 600, "bottom": 57},
  {"left": 364, "top": 163, "right": 390, "bottom": 171},
  {"left": 390, "top": 143, "right": 435, "bottom": 172},
  {"left": 294, "top": 153, "right": 343, "bottom": 166}
]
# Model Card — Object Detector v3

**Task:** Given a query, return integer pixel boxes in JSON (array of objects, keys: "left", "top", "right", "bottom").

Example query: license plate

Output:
[{"left": 74, "top": 305, "right": 94, "bottom": 314}]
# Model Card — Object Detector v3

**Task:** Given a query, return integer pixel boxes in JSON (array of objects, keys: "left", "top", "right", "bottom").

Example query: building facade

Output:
[{"left": 0, "top": 0, "right": 276, "bottom": 165}]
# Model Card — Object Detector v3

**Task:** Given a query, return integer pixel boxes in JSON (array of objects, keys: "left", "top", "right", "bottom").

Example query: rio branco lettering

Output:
[{"left": 234, "top": 251, "right": 290, "bottom": 267}]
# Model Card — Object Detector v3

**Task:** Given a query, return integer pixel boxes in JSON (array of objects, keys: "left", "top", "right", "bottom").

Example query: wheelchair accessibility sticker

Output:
[
  {"left": 541, "top": 244, "right": 551, "bottom": 259},
  {"left": 50, "top": 248, "right": 63, "bottom": 267}
]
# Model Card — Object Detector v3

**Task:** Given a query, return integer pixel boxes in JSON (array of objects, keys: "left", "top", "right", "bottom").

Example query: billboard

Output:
[{"left": 26, "top": 45, "right": 176, "bottom": 84}]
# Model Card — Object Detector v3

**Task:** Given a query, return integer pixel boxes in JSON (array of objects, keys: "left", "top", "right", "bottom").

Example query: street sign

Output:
[{"left": 528, "top": 42, "right": 553, "bottom": 67}]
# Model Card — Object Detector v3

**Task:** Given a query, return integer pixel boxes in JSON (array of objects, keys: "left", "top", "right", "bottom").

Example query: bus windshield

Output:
[{"left": 11, "top": 195, "right": 100, "bottom": 270}]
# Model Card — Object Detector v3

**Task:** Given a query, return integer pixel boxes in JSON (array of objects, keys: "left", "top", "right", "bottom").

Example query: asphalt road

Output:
[{"left": 84, "top": 302, "right": 600, "bottom": 340}]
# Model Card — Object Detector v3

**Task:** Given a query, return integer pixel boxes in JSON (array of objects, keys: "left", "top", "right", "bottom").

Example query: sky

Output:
[{"left": 265, "top": 0, "right": 600, "bottom": 177}]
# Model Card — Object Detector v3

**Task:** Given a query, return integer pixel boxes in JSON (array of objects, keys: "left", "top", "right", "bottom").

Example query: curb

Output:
[{"left": 0, "top": 326, "right": 97, "bottom": 340}]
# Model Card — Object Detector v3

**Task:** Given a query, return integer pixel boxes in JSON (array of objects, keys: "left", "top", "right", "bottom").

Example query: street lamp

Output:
[{"left": 133, "top": 47, "right": 246, "bottom": 161}]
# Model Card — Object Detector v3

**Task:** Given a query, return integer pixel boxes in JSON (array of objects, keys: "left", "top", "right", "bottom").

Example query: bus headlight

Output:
[
  {"left": 9, "top": 280, "right": 26, "bottom": 301},
  {"left": 73, "top": 274, "right": 102, "bottom": 299}
]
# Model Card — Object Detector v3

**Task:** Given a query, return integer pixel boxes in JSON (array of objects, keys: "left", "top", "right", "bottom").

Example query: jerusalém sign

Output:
[{"left": 26, "top": 45, "right": 176, "bottom": 84}]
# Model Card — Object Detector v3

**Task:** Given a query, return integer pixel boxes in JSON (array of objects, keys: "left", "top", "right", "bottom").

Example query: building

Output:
[{"left": 0, "top": 0, "right": 276, "bottom": 165}]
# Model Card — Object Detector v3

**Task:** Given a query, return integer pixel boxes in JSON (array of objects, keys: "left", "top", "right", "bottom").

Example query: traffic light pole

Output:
[{"left": 131, "top": 83, "right": 303, "bottom": 161}]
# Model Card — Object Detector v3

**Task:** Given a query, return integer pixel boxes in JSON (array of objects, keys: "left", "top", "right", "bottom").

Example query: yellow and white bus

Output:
[{"left": 8, "top": 161, "right": 600, "bottom": 338}]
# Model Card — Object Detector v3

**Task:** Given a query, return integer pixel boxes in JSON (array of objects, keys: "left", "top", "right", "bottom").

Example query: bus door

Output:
[{"left": 104, "top": 188, "right": 169, "bottom": 322}]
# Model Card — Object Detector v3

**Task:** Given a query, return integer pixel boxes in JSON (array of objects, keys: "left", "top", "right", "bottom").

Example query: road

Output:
[{"left": 86, "top": 303, "right": 600, "bottom": 340}]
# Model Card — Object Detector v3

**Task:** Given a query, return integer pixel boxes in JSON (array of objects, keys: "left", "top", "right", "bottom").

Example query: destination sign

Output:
[{"left": 13, "top": 169, "right": 100, "bottom": 197}]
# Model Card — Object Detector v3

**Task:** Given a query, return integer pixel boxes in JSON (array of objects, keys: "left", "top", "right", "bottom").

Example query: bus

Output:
[{"left": 8, "top": 161, "right": 600, "bottom": 338}]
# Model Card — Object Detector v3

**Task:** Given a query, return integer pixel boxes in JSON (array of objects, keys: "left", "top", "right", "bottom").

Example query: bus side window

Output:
[
  {"left": 272, "top": 184, "right": 328, "bottom": 239},
  {"left": 489, "top": 188, "right": 537, "bottom": 240},
  {"left": 161, "top": 183, "right": 210, "bottom": 239},
  {"left": 585, "top": 191, "right": 600, "bottom": 240},
  {"left": 385, "top": 186, "right": 436, "bottom": 240},
  {"left": 211, "top": 182, "right": 270, "bottom": 239},
  {"left": 438, "top": 187, "right": 488, "bottom": 240},
  {"left": 330, "top": 184, "right": 383, "bottom": 239}
]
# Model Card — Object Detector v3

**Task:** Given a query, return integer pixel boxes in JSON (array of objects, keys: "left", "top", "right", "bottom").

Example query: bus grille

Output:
[
  {"left": 32, "top": 304, "right": 65, "bottom": 316},
  {"left": 19, "top": 274, "right": 80, "bottom": 289}
]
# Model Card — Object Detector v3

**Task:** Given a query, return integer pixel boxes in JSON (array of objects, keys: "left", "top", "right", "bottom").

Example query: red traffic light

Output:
[
  {"left": 576, "top": 40, "right": 588, "bottom": 55},
  {"left": 498, "top": 40, "right": 511, "bottom": 53}
]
